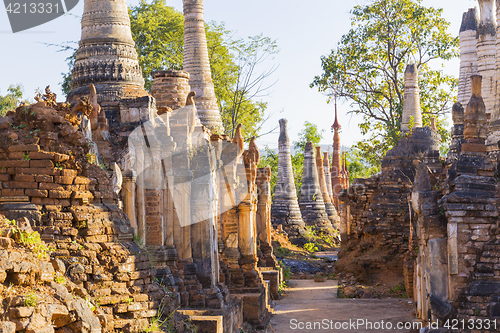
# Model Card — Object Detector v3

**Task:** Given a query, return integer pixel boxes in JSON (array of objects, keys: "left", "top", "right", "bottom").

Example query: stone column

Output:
[
  {"left": 447, "top": 103, "right": 466, "bottom": 163},
  {"left": 183, "top": 0, "right": 223, "bottom": 132},
  {"left": 299, "top": 142, "right": 334, "bottom": 233},
  {"left": 315, "top": 147, "right": 339, "bottom": 228},
  {"left": 477, "top": 0, "right": 496, "bottom": 118},
  {"left": 401, "top": 64, "right": 422, "bottom": 133},
  {"left": 121, "top": 171, "right": 137, "bottom": 230},
  {"left": 270, "top": 119, "right": 306, "bottom": 241},
  {"left": 68, "top": 0, "right": 148, "bottom": 107},
  {"left": 458, "top": 8, "right": 479, "bottom": 106},
  {"left": 323, "top": 152, "right": 334, "bottom": 203},
  {"left": 331, "top": 105, "right": 342, "bottom": 209}
]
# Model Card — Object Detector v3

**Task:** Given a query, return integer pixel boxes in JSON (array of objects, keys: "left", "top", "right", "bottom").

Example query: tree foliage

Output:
[
  {"left": 58, "top": 0, "right": 277, "bottom": 141},
  {"left": 0, "top": 85, "right": 24, "bottom": 116},
  {"left": 128, "top": 0, "right": 278, "bottom": 140},
  {"left": 311, "top": 0, "right": 458, "bottom": 168}
]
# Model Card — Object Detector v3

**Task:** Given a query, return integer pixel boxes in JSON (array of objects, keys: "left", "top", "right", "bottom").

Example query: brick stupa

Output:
[{"left": 299, "top": 142, "right": 334, "bottom": 234}]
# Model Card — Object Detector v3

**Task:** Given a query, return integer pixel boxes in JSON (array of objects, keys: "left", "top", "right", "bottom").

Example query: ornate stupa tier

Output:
[
  {"left": 183, "top": 0, "right": 223, "bottom": 132},
  {"left": 68, "top": 0, "right": 147, "bottom": 106},
  {"left": 401, "top": 64, "right": 422, "bottom": 133},
  {"left": 458, "top": 8, "right": 479, "bottom": 106}
]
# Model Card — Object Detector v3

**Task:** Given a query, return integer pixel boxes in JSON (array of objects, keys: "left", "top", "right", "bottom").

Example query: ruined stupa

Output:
[
  {"left": 299, "top": 142, "right": 334, "bottom": 233},
  {"left": 316, "top": 146, "right": 339, "bottom": 228},
  {"left": 323, "top": 152, "right": 334, "bottom": 203},
  {"left": 67, "top": 0, "right": 148, "bottom": 109},
  {"left": 401, "top": 64, "right": 422, "bottom": 133},
  {"left": 270, "top": 119, "right": 306, "bottom": 241},
  {"left": 477, "top": 0, "right": 496, "bottom": 119},
  {"left": 183, "top": 0, "right": 224, "bottom": 131},
  {"left": 458, "top": 8, "right": 479, "bottom": 106}
]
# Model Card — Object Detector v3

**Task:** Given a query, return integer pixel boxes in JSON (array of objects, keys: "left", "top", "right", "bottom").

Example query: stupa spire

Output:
[
  {"left": 183, "top": 0, "right": 224, "bottom": 132},
  {"left": 270, "top": 119, "right": 306, "bottom": 242},
  {"left": 401, "top": 64, "right": 422, "bottom": 133}
]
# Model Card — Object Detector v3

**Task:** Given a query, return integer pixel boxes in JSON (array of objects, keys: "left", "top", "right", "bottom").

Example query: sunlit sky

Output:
[{"left": 0, "top": 0, "right": 477, "bottom": 152}]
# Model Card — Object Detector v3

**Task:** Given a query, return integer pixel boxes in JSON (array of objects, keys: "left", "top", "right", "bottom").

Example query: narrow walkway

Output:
[{"left": 269, "top": 280, "right": 418, "bottom": 333}]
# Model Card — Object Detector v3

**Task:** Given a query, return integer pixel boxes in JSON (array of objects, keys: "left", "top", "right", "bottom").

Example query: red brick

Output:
[
  {"left": 29, "top": 151, "right": 54, "bottom": 160},
  {"left": 16, "top": 168, "right": 59, "bottom": 176},
  {"left": 39, "top": 182, "right": 64, "bottom": 191},
  {"left": 60, "top": 169, "right": 77, "bottom": 178},
  {"left": 7, "top": 152, "right": 23, "bottom": 159},
  {"left": 54, "top": 176, "right": 75, "bottom": 185},
  {"left": 25, "top": 189, "right": 48, "bottom": 198},
  {"left": 74, "top": 176, "right": 91, "bottom": 185},
  {"left": 54, "top": 154, "right": 69, "bottom": 163},
  {"left": 14, "top": 174, "right": 35, "bottom": 182},
  {"left": 3, "top": 181, "right": 38, "bottom": 189},
  {"left": 72, "top": 191, "right": 94, "bottom": 199},
  {"left": 1, "top": 189, "right": 24, "bottom": 196},
  {"left": 30, "top": 160, "right": 54, "bottom": 168},
  {"left": 0, "top": 174, "right": 9, "bottom": 181},
  {"left": 35, "top": 175, "right": 53, "bottom": 183},
  {"left": 8, "top": 144, "right": 40, "bottom": 152},
  {"left": 0, "top": 160, "right": 30, "bottom": 168},
  {"left": 31, "top": 197, "right": 43, "bottom": 205},
  {"left": 49, "top": 190, "right": 72, "bottom": 199}
]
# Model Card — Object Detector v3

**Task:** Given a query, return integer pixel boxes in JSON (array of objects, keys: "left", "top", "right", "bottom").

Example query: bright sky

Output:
[{"left": 0, "top": 0, "right": 477, "bottom": 152}]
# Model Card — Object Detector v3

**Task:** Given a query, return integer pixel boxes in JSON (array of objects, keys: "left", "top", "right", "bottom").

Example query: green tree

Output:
[
  {"left": 0, "top": 85, "right": 24, "bottom": 116},
  {"left": 311, "top": 0, "right": 458, "bottom": 168},
  {"left": 59, "top": 0, "right": 277, "bottom": 141},
  {"left": 129, "top": 0, "right": 277, "bottom": 140}
]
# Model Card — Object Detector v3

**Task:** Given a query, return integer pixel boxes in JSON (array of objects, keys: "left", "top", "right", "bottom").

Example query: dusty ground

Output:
[{"left": 267, "top": 280, "right": 418, "bottom": 333}]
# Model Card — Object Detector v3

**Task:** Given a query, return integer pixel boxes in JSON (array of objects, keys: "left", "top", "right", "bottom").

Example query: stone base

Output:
[
  {"left": 176, "top": 294, "right": 243, "bottom": 333},
  {"left": 231, "top": 287, "right": 271, "bottom": 328},
  {"left": 259, "top": 268, "right": 281, "bottom": 299}
]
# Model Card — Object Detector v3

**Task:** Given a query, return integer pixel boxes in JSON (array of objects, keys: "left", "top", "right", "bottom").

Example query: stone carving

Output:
[
  {"left": 232, "top": 123, "right": 244, "bottom": 158},
  {"left": 68, "top": 0, "right": 148, "bottom": 106},
  {"left": 112, "top": 162, "right": 123, "bottom": 195}
]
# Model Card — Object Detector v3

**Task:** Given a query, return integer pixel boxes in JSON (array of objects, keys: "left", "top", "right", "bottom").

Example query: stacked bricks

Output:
[
  {"left": 338, "top": 126, "right": 442, "bottom": 279},
  {"left": 151, "top": 70, "right": 191, "bottom": 114},
  {"left": 0, "top": 144, "right": 97, "bottom": 207}
]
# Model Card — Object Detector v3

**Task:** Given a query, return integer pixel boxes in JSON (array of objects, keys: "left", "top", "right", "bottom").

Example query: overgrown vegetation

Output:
[
  {"left": 4, "top": 218, "right": 53, "bottom": 260},
  {"left": 312, "top": 0, "right": 458, "bottom": 169}
]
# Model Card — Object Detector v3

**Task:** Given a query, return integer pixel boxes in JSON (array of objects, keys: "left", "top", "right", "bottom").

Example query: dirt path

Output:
[{"left": 268, "top": 280, "right": 419, "bottom": 333}]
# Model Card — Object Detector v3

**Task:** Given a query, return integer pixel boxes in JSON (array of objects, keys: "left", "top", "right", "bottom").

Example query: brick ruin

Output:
[
  {"left": 0, "top": 0, "right": 282, "bottom": 331},
  {"left": 336, "top": 2, "right": 500, "bottom": 330}
]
